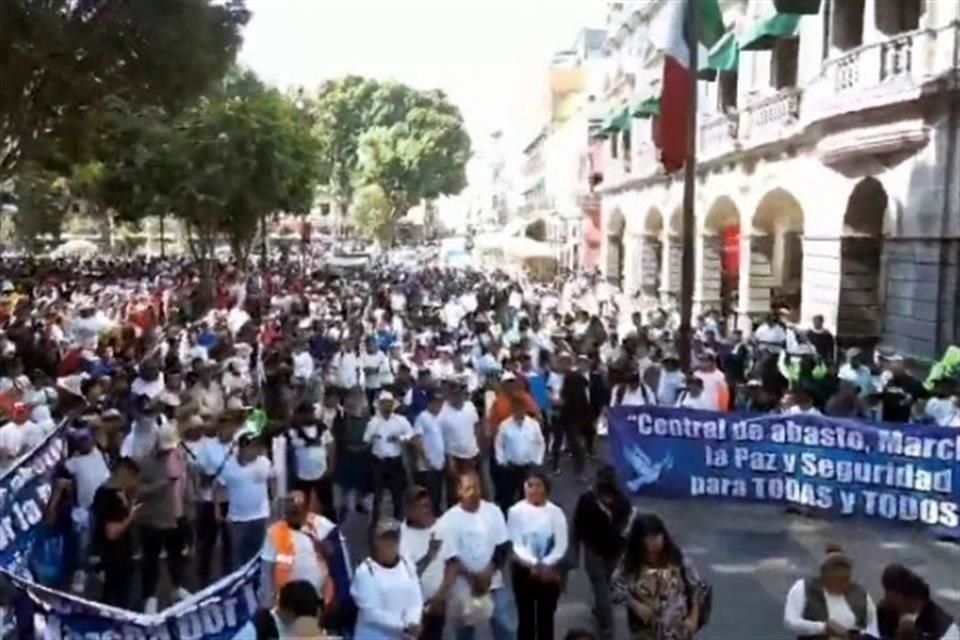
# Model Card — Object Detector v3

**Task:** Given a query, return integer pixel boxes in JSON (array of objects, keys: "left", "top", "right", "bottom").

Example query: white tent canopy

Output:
[
  {"left": 501, "top": 235, "right": 555, "bottom": 259},
  {"left": 50, "top": 238, "right": 99, "bottom": 258}
]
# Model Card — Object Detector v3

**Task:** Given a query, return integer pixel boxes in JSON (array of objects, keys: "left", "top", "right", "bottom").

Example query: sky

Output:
[{"left": 238, "top": 0, "right": 606, "bottom": 163}]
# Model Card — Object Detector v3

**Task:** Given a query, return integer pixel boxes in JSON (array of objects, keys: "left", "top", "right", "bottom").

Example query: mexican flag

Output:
[{"left": 651, "top": 0, "right": 725, "bottom": 172}]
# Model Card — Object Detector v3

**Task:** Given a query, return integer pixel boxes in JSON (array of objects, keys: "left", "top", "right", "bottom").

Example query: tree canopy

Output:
[
  {"left": 309, "top": 77, "right": 471, "bottom": 241},
  {"left": 0, "top": 0, "right": 250, "bottom": 181}
]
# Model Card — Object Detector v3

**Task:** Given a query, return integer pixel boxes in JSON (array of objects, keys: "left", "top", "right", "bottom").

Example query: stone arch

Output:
[
  {"left": 640, "top": 208, "right": 664, "bottom": 299},
  {"left": 701, "top": 197, "right": 742, "bottom": 324},
  {"left": 661, "top": 206, "right": 684, "bottom": 303},
  {"left": 838, "top": 177, "right": 888, "bottom": 344},
  {"left": 751, "top": 188, "right": 806, "bottom": 322},
  {"left": 606, "top": 208, "right": 626, "bottom": 288}
]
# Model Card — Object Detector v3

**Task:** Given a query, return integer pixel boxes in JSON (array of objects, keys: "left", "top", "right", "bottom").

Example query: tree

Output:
[
  {"left": 0, "top": 0, "right": 250, "bottom": 181},
  {"left": 350, "top": 183, "right": 393, "bottom": 245},
  {"left": 309, "top": 78, "right": 471, "bottom": 241},
  {"left": 353, "top": 98, "right": 470, "bottom": 242},
  {"left": 10, "top": 163, "right": 71, "bottom": 251}
]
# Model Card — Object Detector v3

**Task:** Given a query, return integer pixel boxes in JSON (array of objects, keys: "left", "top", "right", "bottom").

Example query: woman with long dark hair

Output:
[{"left": 612, "top": 514, "right": 705, "bottom": 640}]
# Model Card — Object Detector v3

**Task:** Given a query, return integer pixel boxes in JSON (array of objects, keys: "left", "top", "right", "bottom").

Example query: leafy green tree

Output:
[
  {"left": 309, "top": 78, "right": 471, "bottom": 242},
  {"left": 10, "top": 163, "right": 71, "bottom": 251},
  {"left": 350, "top": 184, "right": 393, "bottom": 245},
  {"left": 0, "top": 0, "right": 249, "bottom": 181}
]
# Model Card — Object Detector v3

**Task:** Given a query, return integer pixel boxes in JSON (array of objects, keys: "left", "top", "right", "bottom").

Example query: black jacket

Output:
[{"left": 572, "top": 489, "right": 631, "bottom": 561}]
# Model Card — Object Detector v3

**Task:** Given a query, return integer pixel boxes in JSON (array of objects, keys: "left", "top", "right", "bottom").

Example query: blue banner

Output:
[
  {"left": 0, "top": 426, "right": 68, "bottom": 569},
  {"left": 2, "top": 558, "right": 261, "bottom": 640},
  {"left": 608, "top": 406, "right": 960, "bottom": 536}
]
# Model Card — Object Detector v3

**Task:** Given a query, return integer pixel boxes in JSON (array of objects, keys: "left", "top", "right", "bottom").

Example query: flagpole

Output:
[{"left": 678, "top": 0, "right": 699, "bottom": 373}]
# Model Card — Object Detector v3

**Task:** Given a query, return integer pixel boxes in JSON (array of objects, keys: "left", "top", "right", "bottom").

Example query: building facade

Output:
[
  {"left": 512, "top": 28, "right": 606, "bottom": 270},
  {"left": 598, "top": 0, "right": 959, "bottom": 359}
]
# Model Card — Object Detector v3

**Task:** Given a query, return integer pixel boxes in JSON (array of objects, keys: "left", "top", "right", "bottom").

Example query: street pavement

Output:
[{"left": 339, "top": 448, "right": 960, "bottom": 640}]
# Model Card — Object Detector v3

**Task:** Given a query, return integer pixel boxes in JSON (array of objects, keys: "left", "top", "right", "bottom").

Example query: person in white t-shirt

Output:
[
  {"left": 288, "top": 403, "right": 336, "bottom": 521},
  {"left": 361, "top": 337, "right": 388, "bottom": 409},
  {"left": 413, "top": 391, "right": 447, "bottom": 514},
  {"left": 694, "top": 352, "right": 729, "bottom": 412},
  {"left": 676, "top": 377, "right": 715, "bottom": 411},
  {"left": 328, "top": 342, "right": 361, "bottom": 394},
  {"left": 220, "top": 432, "right": 274, "bottom": 571},
  {"left": 506, "top": 470, "right": 568, "bottom": 640},
  {"left": 64, "top": 428, "right": 111, "bottom": 594},
  {"left": 437, "top": 470, "right": 517, "bottom": 640},
  {"left": 195, "top": 415, "right": 236, "bottom": 584},
  {"left": 400, "top": 487, "right": 457, "bottom": 640},
  {"left": 438, "top": 382, "right": 481, "bottom": 500},
  {"left": 364, "top": 391, "right": 415, "bottom": 522},
  {"left": 352, "top": 518, "right": 424, "bottom": 640}
]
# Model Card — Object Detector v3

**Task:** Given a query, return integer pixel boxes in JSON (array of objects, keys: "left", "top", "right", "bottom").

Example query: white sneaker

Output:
[
  {"left": 144, "top": 597, "right": 159, "bottom": 614},
  {"left": 174, "top": 587, "right": 192, "bottom": 602}
]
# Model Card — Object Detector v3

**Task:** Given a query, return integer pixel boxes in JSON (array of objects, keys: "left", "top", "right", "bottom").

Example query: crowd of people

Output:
[{"left": 0, "top": 254, "right": 957, "bottom": 640}]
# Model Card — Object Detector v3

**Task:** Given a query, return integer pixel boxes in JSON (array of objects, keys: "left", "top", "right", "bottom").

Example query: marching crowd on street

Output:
[{"left": 0, "top": 253, "right": 957, "bottom": 640}]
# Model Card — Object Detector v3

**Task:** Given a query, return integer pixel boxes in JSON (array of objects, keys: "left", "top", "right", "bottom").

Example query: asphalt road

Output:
[{"left": 338, "top": 450, "right": 960, "bottom": 640}]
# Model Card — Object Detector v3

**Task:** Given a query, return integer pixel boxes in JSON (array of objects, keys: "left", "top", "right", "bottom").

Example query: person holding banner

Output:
[{"left": 783, "top": 544, "right": 879, "bottom": 639}]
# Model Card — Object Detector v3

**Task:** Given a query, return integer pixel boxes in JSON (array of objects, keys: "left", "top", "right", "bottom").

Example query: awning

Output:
[
  {"left": 706, "top": 31, "right": 739, "bottom": 73},
  {"left": 631, "top": 86, "right": 661, "bottom": 118},
  {"left": 601, "top": 105, "right": 632, "bottom": 133},
  {"left": 739, "top": 13, "right": 801, "bottom": 51}
]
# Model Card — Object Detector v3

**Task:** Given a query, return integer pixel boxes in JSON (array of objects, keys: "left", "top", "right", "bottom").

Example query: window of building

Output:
[
  {"left": 718, "top": 71, "right": 738, "bottom": 112},
  {"left": 771, "top": 38, "right": 800, "bottom": 89},
  {"left": 831, "top": 0, "right": 864, "bottom": 51},
  {"left": 875, "top": 0, "right": 922, "bottom": 36},
  {"left": 610, "top": 133, "right": 619, "bottom": 159},
  {"left": 319, "top": 203, "right": 331, "bottom": 216}
]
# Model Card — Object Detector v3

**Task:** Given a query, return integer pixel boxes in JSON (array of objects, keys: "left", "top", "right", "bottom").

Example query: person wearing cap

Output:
[
  {"left": 261, "top": 490, "right": 336, "bottom": 610},
  {"left": 220, "top": 431, "right": 275, "bottom": 571},
  {"left": 194, "top": 412, "right": 237, "bottom": 583},
  {"left": 493, "top": 396, "right": 545, "bottom": 513},
  {"left": 413, "top": 391, "right": 447, "bottom": 513},
  {"left": 676, "top": 376, "right": 713, "bottom": 411},
  {"left": 485, "top": 370, "right": 540, "bottom": 441},
  {"left": 352, "top": 518, "right": 424, "bottom": 640},
  {"left": 783, "top": 544, "right": 879, "bottom": 639},
  {"left": 63, "top": 424, "right": 110, "bottom": 594},
  {"left": 135, "top": 423, "right": 190, "bottom": 612},
  {"left": 364, "top": 390, "right": 415, "bottom": 523},
  {"left": 120, "top": 395, "right": 163, "bottom": 460}
]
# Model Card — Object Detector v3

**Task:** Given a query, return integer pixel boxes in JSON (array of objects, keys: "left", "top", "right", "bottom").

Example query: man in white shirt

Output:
[
  {"left": 400, "top": 486, "right": 455, "bottom": 639},
  {"left": 364, "top": 391, "right": 415, "bottom": 522},
  {"left": 437, "top": 470, "right": 517, "bottom": 640},
  {"left": 328, "top": 342, "right": 360, "bottom": 394},
  {"left": 754, "top": 314, "right": 787, "bottom": 354},
  {"left": 220, "top": 432, "right": 274, "bottom": 571},
  {"left": 438, "top": 382, "right": 481, "bottom": 498},
  {"left": 288, "top": 403, "right": 336, "bottom": 520},
  {"left": 361, "top": 337, "right": 387, "bottom": 410},
  {"left": 677, "top": 377, "right": 715, "bottom": 411},
  {"left": 413, "top": 391, "right": 446, "bottom": 514},
  {"left": 493, "top": 398, "right": 545, "bottom": 512}
]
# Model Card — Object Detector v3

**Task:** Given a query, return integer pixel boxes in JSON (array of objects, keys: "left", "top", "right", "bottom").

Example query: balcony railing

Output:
[
  {"left": 826, "top": 28, "right": 934, "bottom": 95},
  {"left": 699, "top": 113, "right": 739, "bottom": 160},
  {"left": 741, "top": 88, "right": 801, "bottom": 146}
]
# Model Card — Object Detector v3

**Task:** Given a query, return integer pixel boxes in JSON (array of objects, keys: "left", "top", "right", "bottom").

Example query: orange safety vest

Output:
[{"left": 267, "top": 515, "right": 335, "bottom": 608}]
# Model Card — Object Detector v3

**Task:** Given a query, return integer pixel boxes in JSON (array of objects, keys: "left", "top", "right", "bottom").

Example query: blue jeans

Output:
[
  {"left": 454, "top": 587, "right": 518, "bottom": 640},
  {"left": 228, "top": 518, "right": 267, "bottom": 571}
]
